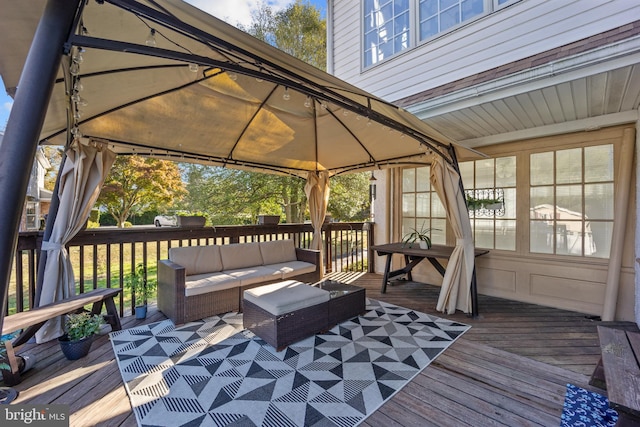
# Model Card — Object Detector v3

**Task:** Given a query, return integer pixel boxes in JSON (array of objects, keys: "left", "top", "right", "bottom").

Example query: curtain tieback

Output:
[{"left": 41, "top": 241, "right": 63, "bottom": 251}]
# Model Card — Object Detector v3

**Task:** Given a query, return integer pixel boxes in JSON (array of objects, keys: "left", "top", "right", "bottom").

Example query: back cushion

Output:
[
  {"left": 260, "top": 240, "right": 297, "bottom": 265},
  {"left": 219, "top": 242, "right": 263, "bottom": 270},
  {"left": 169, "top": 245, "right": 223, "bottom": 275}
]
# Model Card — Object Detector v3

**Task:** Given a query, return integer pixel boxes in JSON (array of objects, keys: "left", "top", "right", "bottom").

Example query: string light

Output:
[
  {"left": 228, "top": 71, "right": 237, "bottom": 81},
  {"left": 189, "top": 63, "right": 199, "bottom": 73},
  {"left": 304, "top": 96, "right": 312, "bottom": 108},
  {"left": 145, "top": 28, "right": 157, "bottom": 46},
  {"left": 282, "top": 87, "right": 290, "bottom": 101}
]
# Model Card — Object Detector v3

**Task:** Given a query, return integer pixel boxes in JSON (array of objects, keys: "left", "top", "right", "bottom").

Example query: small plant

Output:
[
  {"left": 0, "top": 343, "right": 10, "bottom": 371},
  {"left": 125, "top": 263, "right": 157, "bottom": 307},
  {"left": 402, "top": 223, "right": 435, "bottom": 249},
  {"left": 64, "top": 312, "right": 104, "bottom": 341}
]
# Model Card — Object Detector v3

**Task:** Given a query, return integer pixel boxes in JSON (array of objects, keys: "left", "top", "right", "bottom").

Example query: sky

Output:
[{"left": 0, "top": 0, "right": 326, "bottom": 132}]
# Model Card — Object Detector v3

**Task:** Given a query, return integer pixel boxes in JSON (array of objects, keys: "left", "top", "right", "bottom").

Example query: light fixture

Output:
[
  {"left": 304, "top": 96, "right": 312, "bottom": 108},
  {"left": 369, "top": 171, "right": 377, "bottom": 201},
  {"left": 282, "top": 87, "right": 290, "bottom": 101},
  {"left": 188, "top": 63, "right": 199, "bottom": 73},
  {"left": 145, "top": 28, "right": 157, "bottom": 46}
]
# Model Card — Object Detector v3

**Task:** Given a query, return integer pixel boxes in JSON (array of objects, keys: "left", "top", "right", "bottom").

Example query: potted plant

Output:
[
  {"left": 125, "top": 263, "right": 157, "bottom": 319},
  {"left": 402, "top": 224, "right": 435, "bottom": 249},
  {"left": 58, "top": 312, "right": 104, "bottom": 360}
]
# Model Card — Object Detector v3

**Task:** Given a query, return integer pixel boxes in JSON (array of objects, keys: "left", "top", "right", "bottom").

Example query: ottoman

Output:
[{"left": 243, "top": 280, "right": 330, "bottom": 351}]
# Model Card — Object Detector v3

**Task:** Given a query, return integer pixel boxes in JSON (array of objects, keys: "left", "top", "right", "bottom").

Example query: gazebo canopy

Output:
[{"left": 0, "top": 0, "right": 468, "bottom": 177}]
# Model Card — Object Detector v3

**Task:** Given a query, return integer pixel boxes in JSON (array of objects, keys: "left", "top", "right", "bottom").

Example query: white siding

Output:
[{"left": 331, "top": 0, "right": 640, "bottom": 102}]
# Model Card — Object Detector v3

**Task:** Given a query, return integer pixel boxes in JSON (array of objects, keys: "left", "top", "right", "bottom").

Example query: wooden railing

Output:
[{"left": 7, "top": 222, "right": 374, "bottom": 317}]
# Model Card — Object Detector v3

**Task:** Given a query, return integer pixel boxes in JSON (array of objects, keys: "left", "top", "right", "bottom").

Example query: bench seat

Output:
[{"left": 1, "top": 287, "right": 122, "bottom": 385}]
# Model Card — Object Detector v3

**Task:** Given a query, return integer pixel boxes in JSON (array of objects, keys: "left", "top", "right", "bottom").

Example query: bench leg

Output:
[
  {"left": 103, "top": 297, "right": 122, "bottom": 331},
  {"left": 1, "top": 341, "right": 22, "bottom": 386}
]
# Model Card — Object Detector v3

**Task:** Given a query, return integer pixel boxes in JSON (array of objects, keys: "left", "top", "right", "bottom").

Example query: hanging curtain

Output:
[
  {"left": 430, "top": 155, "right": 476, "bottom": 314},
  {"left": 35, "top": 140, "right": 116, "bottom": 343},
  {"left": 304, "top": 170, "right": 330, "bottom": 277}
]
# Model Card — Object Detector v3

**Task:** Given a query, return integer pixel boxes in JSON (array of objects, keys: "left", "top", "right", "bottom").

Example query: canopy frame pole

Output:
[
  {"left": 447, "top": 145, "right": 479, "bottom": 317},
  {"left": 0, "top": 0, "right": 82, "bottom": 332}
]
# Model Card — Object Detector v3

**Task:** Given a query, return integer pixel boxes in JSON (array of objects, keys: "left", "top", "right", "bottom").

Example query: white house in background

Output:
[
  {"left": 0, "top": 132, "right": 52, "bottom": 231},
  {"left": 327, "top": 0, "right": 640, "bottom": 322}
]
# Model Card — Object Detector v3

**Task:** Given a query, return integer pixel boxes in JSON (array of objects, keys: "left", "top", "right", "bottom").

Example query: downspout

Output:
[
  {"left": 602, "top": 127, "right": 635, "bottom": 321},
  {"left": 0, "top": 0, "right": 82, "bottom": 331},
  {"left": 326, "top": 0, "right": 334, "bottom": 74}
]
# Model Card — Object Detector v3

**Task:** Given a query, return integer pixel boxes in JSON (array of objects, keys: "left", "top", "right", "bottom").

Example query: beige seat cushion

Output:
[
  {"left": 184, "top": 272, "right": 240, "bottom": 297},
  {"left": 259, "top": 240, "right": 297, "bottom": 265},
  {"left": 219, "top": 242, "right": 263, "bottom": 270},
  {"left": 268, "top": 261, "right": 316, "bottom": 278},
  {"left": 225, "top": 266, "right": 283, "bottom": 286},
  {"left": 243, "top": 280, "right": 329, "bottom": 315},
  {"left": 169, "top": 245, "right": 223, "bottom": 275}
]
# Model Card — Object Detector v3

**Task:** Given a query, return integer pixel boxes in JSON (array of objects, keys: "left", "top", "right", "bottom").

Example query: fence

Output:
[{"left": 7, "top": 222, "right": 374, "bottom": 317}]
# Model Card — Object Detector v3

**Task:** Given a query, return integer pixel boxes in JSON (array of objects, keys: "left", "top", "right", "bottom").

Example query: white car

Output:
[{"left": 154, "top": 214, "right": 177, "bottom": 227}]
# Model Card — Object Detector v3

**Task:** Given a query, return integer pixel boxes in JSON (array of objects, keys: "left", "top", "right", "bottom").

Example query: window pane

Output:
[
  {"left": 395, "top": 11, "right": 410, "bottom": 33},
  {"left": 440, "top": 4, "right": 460, "bottom": 31},
  {"left": 420, "top": 16, "right": 438, "bottom": 39},
  {"left": 416, "top": 193, "right": 430, "bottom": 216},
  {"left": 496, "top": 156, "right": 516, "bottom": 187},
  {"left": 403, "top": 193, "right": 415, "bottom": 216},
  {"left": 503, "top": 187, "right": 516, "bottom": 218},
  {"left": 403, "top": 168, "right": 415, "bottom": 191},
  {"left": 432, "top": 218, "right": 447, "bottom": 244},
  {"left": 440, "top": 0, "right": 457, "bottom": 9},
  {"left": 461, "top": 0, "right": 483, "bottom": 21},
  {"left": 476, "top": 159, "right": 494, "bottom": 188},
  {"left": 475, "top": 219, "right": 494, "bottom": 249},
  {"left": 459, "top": 161, "right": 474, "bottom": 187},
  {"left": 530, "top": 220, "right": 554, "bottom": 253},
  {"left": 556, "top": 148, "right": 582, "bottom": 184},
  {"left": 402, "top": 218, "right": 415, "bottom": 237},
  {"left": 585, "top": 145, "right": 613, "bottom": 182},
  {"left": 530, "top": 186, "right": 554, "bottom": 219},
  {"left": 420, "top": 0, "right": 438, "bottom": 17},
  {"left": 557, "top": 221, "right": 582, "bottom": 255},
  {"left": 585, "top": 183, "right": 613, "bottom": 220},
  {"left": 394, "top": 0, "right": 409, "bottom": 13},
  {"left": 416, "top": 166, "right": 430, "bottom": 191},
  {"left": 556, "top": 185, "right": 582, "bottom": 216},
  {"left": 589, "top": 222, "right": 612, "bottom": 258},
  {"left": 495, "top": 219, "right": 516, "bottom": 250},
  {"left": 432, "top": 193, "right": 446, "bottom": 218},
  {"left": 531, "top": 152, "right": 553, "bottom": 185}
]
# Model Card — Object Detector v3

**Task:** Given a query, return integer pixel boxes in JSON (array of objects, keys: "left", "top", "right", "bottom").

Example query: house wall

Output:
[
  {"left": 372, "top": 125, "right": 636, "bottom": 321},
  {"left": 329, "top": 0, "right": 640, "bottom": 101}
]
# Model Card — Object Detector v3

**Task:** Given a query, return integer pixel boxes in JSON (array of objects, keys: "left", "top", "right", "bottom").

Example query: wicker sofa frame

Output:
[{"left": 157, "top": 247, "right": 321, "bottom": 324}]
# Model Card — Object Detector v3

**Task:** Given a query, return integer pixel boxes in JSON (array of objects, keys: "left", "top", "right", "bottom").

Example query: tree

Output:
[{"left": 97, "top": 156, "right": 185, "bottom": 227}]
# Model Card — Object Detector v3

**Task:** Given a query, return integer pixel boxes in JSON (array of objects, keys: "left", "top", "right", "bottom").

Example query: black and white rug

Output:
[{"left": 110, "top": 299, "right": 470, "bottom": 427}]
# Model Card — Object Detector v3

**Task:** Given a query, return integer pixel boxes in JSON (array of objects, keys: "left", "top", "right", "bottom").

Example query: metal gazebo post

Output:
[{"left": 0, "top": 0, "right": 82, "bottom": 338}]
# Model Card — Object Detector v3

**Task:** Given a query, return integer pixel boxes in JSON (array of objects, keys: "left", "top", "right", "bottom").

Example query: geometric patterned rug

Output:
[{"left": 110, "top": 299, "right": 470, "bottom": 427}]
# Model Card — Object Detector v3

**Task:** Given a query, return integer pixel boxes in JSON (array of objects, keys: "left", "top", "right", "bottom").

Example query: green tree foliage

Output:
[
  {"left": 97, "top": 156, "right": 185, "bottom": 227},
  {"left": 328, "top": 173, "right": 371, "bottom": 221}
]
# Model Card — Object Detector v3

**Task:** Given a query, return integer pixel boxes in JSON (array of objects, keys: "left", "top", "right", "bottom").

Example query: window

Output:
[
  {"left": 419, "top": 0, "right": 484, "bottom": 40},
  {"left": 460, "top": 156, "right": 517, "bottom": 250},
  {"left": 363, "top": 0, "right": 520, "bottom": 67},
  {"left": 364, "top": 0, "right": 411, "bottom": 67},
  {"left": 25, "top": 202, "right": 38, "bottom": 230},
  {"left": 530, "top": 145, "right": 614, "bottom": 258},
  {"left": 401, "top": 166, "right": 446, "bottom": 244}
]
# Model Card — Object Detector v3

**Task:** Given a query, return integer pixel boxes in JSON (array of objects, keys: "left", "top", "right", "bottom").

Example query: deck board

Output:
[{"left": 4, "top": 272, "right": 638, "bottom": 426}]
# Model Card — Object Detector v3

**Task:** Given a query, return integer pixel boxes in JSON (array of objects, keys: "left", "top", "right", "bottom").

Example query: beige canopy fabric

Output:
[
  {"left": 430, "top": 155, "right": 476, "bottom": 314},
  {"left": 0, "top": 0, "right": 468, "bottom": 178},
  {"left": 304, "top": 171, "right": 330, "bottom": 276},
  {"left": 36, "top": 140, "right": 116, "bottom": 343}
]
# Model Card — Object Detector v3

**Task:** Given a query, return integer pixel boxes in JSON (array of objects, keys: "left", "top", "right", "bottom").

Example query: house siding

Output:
[{"left": 330, "top": 0, "right": 640, "bottom": 102}]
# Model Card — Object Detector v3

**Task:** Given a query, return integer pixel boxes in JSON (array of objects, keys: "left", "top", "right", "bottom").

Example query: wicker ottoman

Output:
[{"left": 243, "top": 280, "right": 330, "bottom": 351}]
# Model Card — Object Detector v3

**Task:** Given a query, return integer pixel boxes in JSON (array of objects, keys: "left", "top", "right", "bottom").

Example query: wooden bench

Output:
[
  {"left": 1, "top": 288, "right": 122, "bottom": 384},
  {"left": 591, "top": 326, "right": 640, "bottom": 426}
]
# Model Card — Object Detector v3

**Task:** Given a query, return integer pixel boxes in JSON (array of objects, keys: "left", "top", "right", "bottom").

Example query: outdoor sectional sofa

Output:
[{"left": 157, "top": 239, "right": 321, "bottom": 324}]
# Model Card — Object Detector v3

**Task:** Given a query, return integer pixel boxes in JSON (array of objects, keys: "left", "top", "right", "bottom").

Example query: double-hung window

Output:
[{"left": 364, "top": 0, "right": 411, "bottom": 68}]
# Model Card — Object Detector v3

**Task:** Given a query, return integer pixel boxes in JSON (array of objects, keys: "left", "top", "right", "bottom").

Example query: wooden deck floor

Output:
[{"left": 4, "top": 272, "right": 638, "bottom": 426}]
